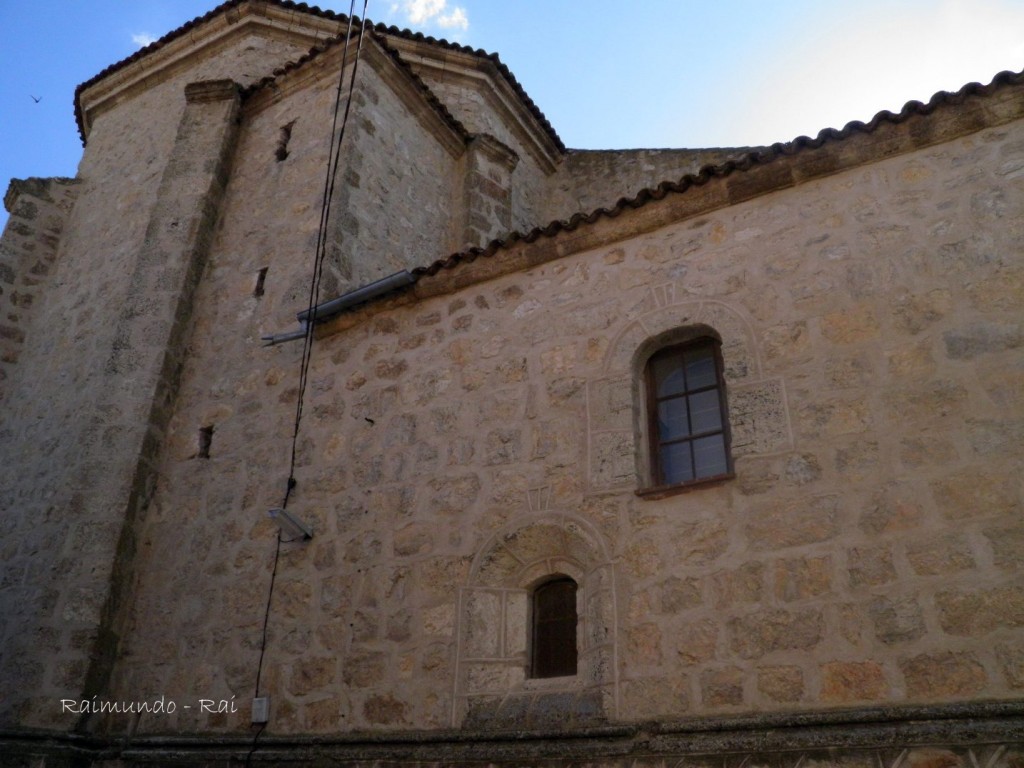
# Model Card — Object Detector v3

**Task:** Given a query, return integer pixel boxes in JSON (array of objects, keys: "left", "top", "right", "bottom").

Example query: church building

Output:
[{"left": 1, "top": 1, "right": 1022, "bottom": 765}]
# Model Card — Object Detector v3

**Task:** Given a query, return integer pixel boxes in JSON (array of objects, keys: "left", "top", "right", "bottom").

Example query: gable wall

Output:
[{"left": 412, "top": 74, "right": 553, "bottom": 241}]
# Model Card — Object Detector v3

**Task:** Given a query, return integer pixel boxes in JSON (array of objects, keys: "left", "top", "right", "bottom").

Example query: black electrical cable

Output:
[
  {"left": 247, "top": 3, "right": 369, "bottom": 764},
  {"left": 286, "top": 0, "right": 370, "bottom": 511},
  {"left": 244, "top": 533, "right": 279, "bottom": 768}
]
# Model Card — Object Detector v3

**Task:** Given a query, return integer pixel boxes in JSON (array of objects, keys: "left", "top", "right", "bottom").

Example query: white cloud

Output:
[
  {"left": 394, "top": 0, "right": 468, "bottom": 30},
  {"left": 687, "top": 0, "right": 1024, "bottom": 147},
  {"left": 437, "top": 6, "right": 468, "bottom": 30},
  {"left": 131, "top": 32, "right": 158, "bottom": 48}
]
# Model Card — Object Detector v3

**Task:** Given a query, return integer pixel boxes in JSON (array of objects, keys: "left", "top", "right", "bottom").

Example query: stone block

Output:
[
  {"left": 761, "top": 321, "right": 811, "bottom": 363},
  {"left": 868, "top": 597, "right": 926, "bottom": 644},
  {"left": 773, "top": 556, "right": 832, "bottom": 602},
  {"left": 483, "top": 428, "right": 521, "bottom": 465},
  {"left": 996, "top": 642, "right": 1024, "bottom": 688},
  {"left": 935, "top": 586, "right": 1024, "bottom": 635},
  {"left": 622, "top": 675, "right": 687, "bottom": 720},
  {"left": 627, "top": 622, "right": 663, "bottom": 666},
  {"left": 658, "top": 575, "right": 703, "bottom": 613},
  {"left": 340, "top": 649, "right": 386, "bottom": 689},
  {"left": 820, "top": 308, "right": 880, "bottom": 344},
  {"left": 832, "top": 440, "right": 881, "bottom": 486},
  {"left": 505, "top": 591, "right": 528, "bottom": 656},
  {"left": 984, "top": 524, "right": 1024, "bottom": 570},
  {"left": 363, "top": 693, "right": 408, "bottom": 725},
  {"left": 675, "top": 618, "right": 719, "bottom": 666},
  {"left": 930, "top": 468, "right": 1019, "bottom": 520},
  {"left": 713, "top": 562, "right": 765, "bottom": 608},
  {"left": 859, "top": 486, "right": 924, "bottom": 535},
  {"left": 289, "top": 656, "right": 336, "bottom": 696},
  {"left": 943, "top": 322, "right": 1022, "bottom": 360},
  {"left": 466, "top": 662, "right": 524, "bottom": 692},
  {"left": 728, "top": 378, "right": 792, "bottom": 456},
  {"left": 701, "top": 666, "right": 744, "bottom": 707},
  {"left": 426, "top": 474, "right": 480, "bottom": 515},
  {"left": 820, "top": 660, "right": 888, "bottom": 703},
  {"left": 892, "top": 289, "right": 952, "bottom": 333},
  {"left": 757, "top": 665, "right": 804, "bottom": 703},
  {"left": 898, "top": 435, "right": 959, "bottom": 468},
  {"left": 900, "top": 651, "right": 987, "bottom": 698},
  {"left": 587, "top": 376, "right": 633, "bottom": 432},
  {"left": 905, "top": 534, "right": 975, "bottom": 575},
  {"left": 847, "top": 545, "right": 897, "bottom": 588},
  {"left": 623, "top": 538, "right": 663, "bottom": 579},
  {"left": 735, "top": 456, "right": 781, "bottom": 496},
  {"left": 463, "top": 590, "right": 502, "bottom": 658},
  {"left": 672, "top": 519, "right": 730, "bottom": 566},
  {"left": 728, "top": 608, "right": 823, "bottom": 659},
  {"left": 746, "top": 495, "right": 839, "bottom": 551},
  {"left": 795, "top": 396, "right": 871, "bottom": 438},
  {"left": 589, "top": 430, "right": 635, "bottom": 489},
  {"left": 784, "top": 452, "right": 822, "bottom": 486}
]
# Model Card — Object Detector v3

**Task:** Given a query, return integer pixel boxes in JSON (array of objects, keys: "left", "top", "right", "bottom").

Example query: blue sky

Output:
[{"left": 1, "top": 0, "right": 1023, "bottom": 230}]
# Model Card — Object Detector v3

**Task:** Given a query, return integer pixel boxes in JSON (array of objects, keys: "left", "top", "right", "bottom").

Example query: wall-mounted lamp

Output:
[{"left": 268, "top": 508, "right": 313, "bottom": 541}]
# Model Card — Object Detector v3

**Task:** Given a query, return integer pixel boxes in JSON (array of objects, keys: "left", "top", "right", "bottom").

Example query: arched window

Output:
[
  {"left": 645, "top": 336, "right": 732, "bottom": 487},
  {"left": 530, "top": 576, "right": 578, "bottom": 678}
]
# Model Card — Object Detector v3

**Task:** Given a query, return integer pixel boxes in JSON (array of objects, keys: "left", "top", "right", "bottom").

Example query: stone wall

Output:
[
  {"left": 1, "top": 2, "right": 1022, "bottom": 755},
  {"left": 326, "top": 54, "right": 461, "bottom": 288},
  {"left": 0, "top": 177, "right": 79, "bottom": 403},
  {"left": 84, "top": 115, "right": 1024, "bottom": 739},
  {"left": 0, "top": 29, "right": 314, "bottom": 729},
  {"left": 549, "top": 147, "right": 761, "bottom": 222},
  {"left": 404, "top": 58, "right": 558, "bottom": 239}
]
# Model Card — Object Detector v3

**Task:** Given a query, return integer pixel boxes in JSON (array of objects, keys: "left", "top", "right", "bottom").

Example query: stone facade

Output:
[{"left": 0, "top": 2, "right": 1021, "bottom": 766}]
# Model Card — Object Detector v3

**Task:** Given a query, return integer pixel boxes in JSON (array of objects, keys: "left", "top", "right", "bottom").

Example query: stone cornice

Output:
[
  {"left": 75, "top": 1, "right": 344, "bottom": 141},
  {"left": 0, "top": 701, "right": 1021, "bottom": 764},
  {"left": 385, "top": 37, "right": 564, "bottom": 174}
]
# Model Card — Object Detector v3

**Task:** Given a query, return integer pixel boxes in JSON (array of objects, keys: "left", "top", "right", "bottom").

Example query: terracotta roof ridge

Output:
[
  {"left": 71, "top": 0, "right": 561, "bottom": 152},
  {"left": 368, "top": 31, "right": 471, "bottom": 140},
  {"left": 411, "top": 67, "right": 1024, "bottom": 280}
]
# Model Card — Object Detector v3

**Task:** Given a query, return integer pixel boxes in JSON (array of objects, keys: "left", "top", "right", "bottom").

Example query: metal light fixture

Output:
[{"left": 268, "top": 508, "right": 313, "bottom": 540}]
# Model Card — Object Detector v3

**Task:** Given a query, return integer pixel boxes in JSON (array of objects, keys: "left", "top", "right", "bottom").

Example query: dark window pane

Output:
[
  {"left": 652, "top": 353, "right": 686, "bottom": 397},
  {"left": 693, "top": 433, "right": 728, "bottom": 478},
  {"left": 646, "top": 337, "right": 731, "bottom": 489},
  {"left": 661, "top": 441, "right": 694, "bottom": 485},
  {"left": 532, "top": 578, "right": 578, "bottom": 678},
  {"left": 658, "top": 397, "right": 690, "bottom": 440},
  {"left": 689, "top": 389, "right": 722, "bottom": 434},
  {"left": 684, "top": 346, "right": 717, "bottom": 389}
]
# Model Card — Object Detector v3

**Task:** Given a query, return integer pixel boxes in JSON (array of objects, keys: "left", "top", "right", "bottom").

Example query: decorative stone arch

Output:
[
  {"left": 605, "top": 296, "right": 763, "bottom": 381},
  {"left": 452, "top": 513, "right": 619, "bottom": 728},
  {"left": 585, "top": 291, "right": 792, "bottom": 493}
]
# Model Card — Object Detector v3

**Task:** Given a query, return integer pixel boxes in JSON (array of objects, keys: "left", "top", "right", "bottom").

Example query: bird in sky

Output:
[{"left": 30, "top": 95, "right": 41, "bottom": 103}]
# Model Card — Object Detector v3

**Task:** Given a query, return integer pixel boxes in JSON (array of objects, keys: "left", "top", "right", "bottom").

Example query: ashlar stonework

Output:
[{"left": 0, "top": 2, "right": 1022, "bottom": 766}]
